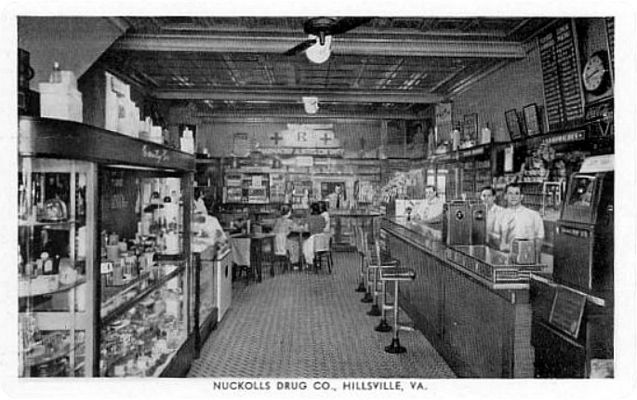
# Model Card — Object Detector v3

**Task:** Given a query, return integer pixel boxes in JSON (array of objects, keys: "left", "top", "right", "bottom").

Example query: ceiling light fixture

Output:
[
  {"left": 302, "top": 96, "right": 319, "bottom": 114},
  {"left": 305, "top": 34, "right": 332, "bottom": 64}
]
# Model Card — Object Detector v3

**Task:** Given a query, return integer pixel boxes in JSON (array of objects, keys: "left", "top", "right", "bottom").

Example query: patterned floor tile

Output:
[{"left": 188, "top": 251, "right": 456, "bottom": 378}]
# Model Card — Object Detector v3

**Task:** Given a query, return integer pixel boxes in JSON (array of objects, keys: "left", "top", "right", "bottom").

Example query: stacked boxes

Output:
[
  {"left": 39, "top": 70, "right": 83, "bottom": 122},
  {"left": 105, "top": 72, "right": 164, "bottom": 142}
]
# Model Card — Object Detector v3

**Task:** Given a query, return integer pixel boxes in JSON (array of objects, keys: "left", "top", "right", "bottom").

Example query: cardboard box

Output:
[{"left": 38, "top": 82, "right": 83, "bottom": 123}]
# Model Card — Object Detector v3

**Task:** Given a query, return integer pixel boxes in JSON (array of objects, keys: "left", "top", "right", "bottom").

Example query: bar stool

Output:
[
  {"left": 374, "top": 239, "right": 393, "bottom": 332},
  {"left": 379, "top": 266, "right": 416, "bottom": 354},
  {"left": 354, "top": 225, "right": 366, "bottom": 293},
  {"left": 361, "top": 233, "right": 399, "bottom": 312}
]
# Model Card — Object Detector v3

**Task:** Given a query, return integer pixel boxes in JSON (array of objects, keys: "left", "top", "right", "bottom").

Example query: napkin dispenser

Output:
[{"left": 510, "top": 238, "right": 536, "bottom": 265}]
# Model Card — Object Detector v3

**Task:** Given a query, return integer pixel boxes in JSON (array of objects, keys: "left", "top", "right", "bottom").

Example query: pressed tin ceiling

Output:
[{"left": 96, "top": 16, "right": 559, "bottom": 118}]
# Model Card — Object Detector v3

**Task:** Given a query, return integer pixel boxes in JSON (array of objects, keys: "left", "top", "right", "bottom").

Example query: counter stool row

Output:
[{"left": 352, "top": 225, "right": 416, "bottom": 354}]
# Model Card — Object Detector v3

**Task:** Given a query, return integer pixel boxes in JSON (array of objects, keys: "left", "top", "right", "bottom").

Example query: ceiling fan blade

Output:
[
  {"left": 282, "top": 39, "right": 317, "bottom": 56},
  {"left": 325, "top": 17, "right": 372, "bottom": 36}
]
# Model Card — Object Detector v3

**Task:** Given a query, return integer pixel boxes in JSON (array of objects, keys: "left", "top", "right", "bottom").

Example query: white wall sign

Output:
[{"left": 267, "top": 124, "right": 340, "bottom": 148}]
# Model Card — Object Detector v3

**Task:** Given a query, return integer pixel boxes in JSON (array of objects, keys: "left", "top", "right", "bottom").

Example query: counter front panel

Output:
[{"left": 382, "top": 218, "right": 533, "bottom": 378}]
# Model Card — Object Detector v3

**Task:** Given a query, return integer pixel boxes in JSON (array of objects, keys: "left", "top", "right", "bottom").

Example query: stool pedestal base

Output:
[
  {"left": 375, "top": 319, "right": 392, "bottom": 332},
  {"left": 367, "top": 304, "right": 381, "bottom": 316},
  {"left": 361, "top": 292, "right": 373, "bottom": 303},
  {"left": 385, "top": 338, "right": 406, "bottom": 354}
]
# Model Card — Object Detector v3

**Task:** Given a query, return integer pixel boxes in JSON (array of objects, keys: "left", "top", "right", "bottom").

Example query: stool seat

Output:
[
  {"left": 368, "top": 257, "right": 399, "bottom": 267},
  {"left": 377, "top": 264, "right": 417, "bottom": 353},
  {"left": 380, "top": 267, "right": 416, "bottom": 281}
]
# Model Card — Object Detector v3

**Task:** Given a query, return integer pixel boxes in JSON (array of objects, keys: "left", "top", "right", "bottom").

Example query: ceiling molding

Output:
[
  {"left": 194, "top": 111, "right": 422, "bottom": 121},
  {"left": 153, "top": 88, "right": 445, "bottom": 104},
  {"left": 113, "top": 34, "right": 526, "bottom": 59}
]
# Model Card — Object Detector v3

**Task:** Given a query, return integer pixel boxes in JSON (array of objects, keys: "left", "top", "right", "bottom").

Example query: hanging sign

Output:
[{"left": 267, "top": 124, "right": 340, "bottom": 148}]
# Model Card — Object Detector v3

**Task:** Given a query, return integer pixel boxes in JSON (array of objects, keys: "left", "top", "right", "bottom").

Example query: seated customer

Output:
[
  {"left": 272, "top": 204, "right": 300, "bottom": 257},
  {"left": 303, "top": 202, "right": 327, "bottom": 267},
  {"left": 319, "top": 201, "right": 331, "bottom": 234}
]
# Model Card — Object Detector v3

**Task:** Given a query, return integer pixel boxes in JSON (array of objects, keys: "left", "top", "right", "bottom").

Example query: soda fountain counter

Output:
[
  {"left": 529, "top": 155, "right": 614, "bottom": 378},
  {"left": 381, "top": 217, "right": 538, "bottom": 378}
]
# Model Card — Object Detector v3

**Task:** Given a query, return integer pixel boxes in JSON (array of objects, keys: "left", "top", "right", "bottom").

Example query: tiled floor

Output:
[{"left": 188, "top": 251, "right": 456, "bottom": 378}]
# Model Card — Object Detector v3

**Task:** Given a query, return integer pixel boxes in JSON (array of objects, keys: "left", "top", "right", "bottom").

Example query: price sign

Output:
[{"left": 549, "top": 286, "right": 586, "bottom": 338}]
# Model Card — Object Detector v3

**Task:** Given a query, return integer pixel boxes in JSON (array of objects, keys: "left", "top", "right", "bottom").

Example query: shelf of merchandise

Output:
[{"left": 101, "top": 265, "right": 185, "bottom": 326}]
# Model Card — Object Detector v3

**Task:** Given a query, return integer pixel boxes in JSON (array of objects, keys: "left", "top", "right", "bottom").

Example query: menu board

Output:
[{"left": 538, "top": 22, "right": 585, "bottom": 130}]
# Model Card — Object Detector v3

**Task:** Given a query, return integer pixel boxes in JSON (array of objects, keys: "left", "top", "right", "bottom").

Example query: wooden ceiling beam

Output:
[
  {"left": 113, "top": 34, "right": 526, "bottom": 59},
  {"left": 152, "top": 87, "right": 445, "bottom": 104}
]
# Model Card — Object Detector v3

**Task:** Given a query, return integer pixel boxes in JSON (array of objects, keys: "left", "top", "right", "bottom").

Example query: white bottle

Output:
[{"left": 50, "top": 61, "right": 62, "bottom": 84}]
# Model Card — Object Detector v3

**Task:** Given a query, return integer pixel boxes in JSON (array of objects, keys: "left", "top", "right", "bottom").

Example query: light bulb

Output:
[{"left": 306, "top": 35, "right": 332, "bottom": 64}]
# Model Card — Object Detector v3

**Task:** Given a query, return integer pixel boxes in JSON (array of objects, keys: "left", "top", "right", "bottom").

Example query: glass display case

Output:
[
  {"left": 18, "top": 116, "right": 196, "bottom": 377},
  {"left": 18, "top": 157, "right": 96, "bottom": 377},
  {"left": 97, "top": 166, "right": 194, "bottom": 378},
  {"left": 99, "top": 259, "right": 188, "bottom": 377}
]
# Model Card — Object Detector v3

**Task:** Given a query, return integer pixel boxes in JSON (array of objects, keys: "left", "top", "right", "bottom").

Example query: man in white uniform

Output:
[
  {"left": 326, "top": 184, "right": 347, "bottom": 210},
  {"left": 412, "top": 185, "right": 444, "bottom": 224},
  {"left": 493, "top": 183, "right": 544, "bottom": 259},
  {"left": 480, "top": 186, "right": 504, "bottom": 248},
  {"left": 192, "top": 197, "right": 227, "bottom": 253}
]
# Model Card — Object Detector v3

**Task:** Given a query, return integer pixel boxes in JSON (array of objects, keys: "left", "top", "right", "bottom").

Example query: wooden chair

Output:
[
  {"left": 312, "top": 233, "right": 332, "bottom": 274},
  {"left": 272, "top": 233, "right": 291, "bottom": 274}
]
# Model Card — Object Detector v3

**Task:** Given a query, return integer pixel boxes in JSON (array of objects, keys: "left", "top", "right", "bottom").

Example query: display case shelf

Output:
[
  {"left": 19, "top": 277, "right": 87, "bottom": 299},
  {"left": 22, "top": 340, "right": 82, "bottom": 368},
  {"left": 18, "top": 219, "right": 84, "bottom": 228},
  {"left": 101, "top": 265, "right": 185, "bottom": 326},
  {"left": 101, "top": 272, "right": 151, "bottom": 303}
]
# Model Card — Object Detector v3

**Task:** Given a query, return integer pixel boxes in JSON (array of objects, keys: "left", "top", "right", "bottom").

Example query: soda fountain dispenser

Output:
[{"left": 444, "top": 200, "right": 486, "bottom": 246}]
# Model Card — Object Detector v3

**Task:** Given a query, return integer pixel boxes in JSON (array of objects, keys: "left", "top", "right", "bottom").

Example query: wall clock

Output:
[{"left": 582, "top": 51, "right": 611, "bottom": 95}]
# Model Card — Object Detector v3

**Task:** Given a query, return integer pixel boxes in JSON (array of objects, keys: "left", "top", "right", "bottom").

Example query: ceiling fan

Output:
[{"left": 283, "top": 17, "right": 372, "bottom": 62}]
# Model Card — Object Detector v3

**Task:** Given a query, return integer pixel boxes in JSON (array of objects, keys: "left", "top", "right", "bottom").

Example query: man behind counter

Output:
[
  {"left": 412, "top": 185, "right": 444, "bottom": 224},
  {"left": 326, "top": 184, "right": 348, "bottom": 210},
  {"left": 480, "top": 186, "right": 504, "bottom": 248},
  {"left": 493, "top": 183, "right": 544, "bottom": 260}
]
